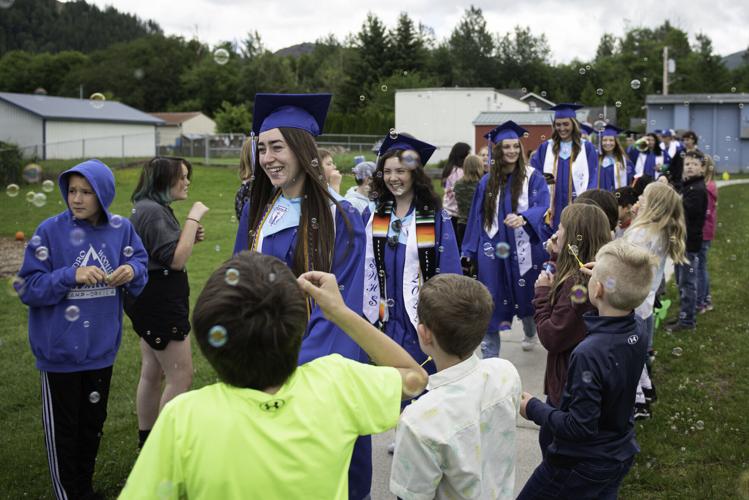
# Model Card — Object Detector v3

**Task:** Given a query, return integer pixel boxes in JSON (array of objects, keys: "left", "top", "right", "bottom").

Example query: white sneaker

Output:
[{"left": 522, "top": 335, "right": 537, "bottom": 351}]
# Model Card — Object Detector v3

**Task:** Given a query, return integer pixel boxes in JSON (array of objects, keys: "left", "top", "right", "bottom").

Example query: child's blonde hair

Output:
[
  {"left": 239, "top": 137, "right": 253, "bottom": 181},
  {"left": 627, "top": 182, "right": 686, "bottom": 263},
  {"left": 703, "top": 155, "right": 715, "bottom": 183},
  {"left": 460, "top": 154, "right": 484, "bottom": 183},
  {"left": 593, "top": 239, "right": 656, "bottom": 311}
]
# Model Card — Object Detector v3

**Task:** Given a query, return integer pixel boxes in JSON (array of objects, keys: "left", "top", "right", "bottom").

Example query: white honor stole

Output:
[
  {"left": 514, "top": 167, "right": 534, "bottom": 277},
  {"left": 635, "top": 153, "right": 664, "bottom": 179},
  {"left": 542, "top": 139, "right": 590, "bottom": 199},
  {"left": 362, "top": 213, "right": 422, "bottom": 331},
  {"left": 615, "top": 159, "right": 628, "bottom": 189},
  {"left": 255, "top": 194, "right": 337, "bottom": 253}
]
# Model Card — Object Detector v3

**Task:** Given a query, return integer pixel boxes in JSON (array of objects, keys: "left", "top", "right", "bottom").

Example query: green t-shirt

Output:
[{"left": 119, "top": 354, "right": 402, "bottom": 500}]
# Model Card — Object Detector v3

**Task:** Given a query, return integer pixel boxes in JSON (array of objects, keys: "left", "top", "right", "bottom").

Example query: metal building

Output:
[
  {"left": 646, "top": 93, "right": 749, "bottom": 172},
  {"left": 0, "top": 92, "right": 163, "bottom": 160}
]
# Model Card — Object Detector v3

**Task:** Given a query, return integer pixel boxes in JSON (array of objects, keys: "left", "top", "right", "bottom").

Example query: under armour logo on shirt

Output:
[
  {"left": 260, "top": 399, "right": 285, "bottom": 412},
  {"left": 627, "top": 335, "right": 639, "bottom": 345}
]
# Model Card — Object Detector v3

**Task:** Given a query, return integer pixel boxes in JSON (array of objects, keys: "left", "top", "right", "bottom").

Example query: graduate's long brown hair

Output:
[
  {"left": 483, "top": 140, "right": 527, "bottom": 231},
  {"left": 246, "top": 128, "right": 352, "bottom": 276}
]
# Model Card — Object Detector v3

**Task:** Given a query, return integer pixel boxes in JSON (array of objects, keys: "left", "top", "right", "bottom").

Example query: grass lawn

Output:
[{"left": 1, "top": 164, "right": 746, "bottom": 498}]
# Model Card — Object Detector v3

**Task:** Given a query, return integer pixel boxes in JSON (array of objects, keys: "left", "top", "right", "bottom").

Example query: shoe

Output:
[
  {"left": 704, "top": 303, "right": 714, "bottom": 312},
  {"left": 387, "top": 441, "right": 395, "bottom": 455},
  {"left": 634, "top": 402, "right": 652, "bottom": 420},
  {"left": 665, "top": 323, "right": 695, "bottom": 333},
  {"left": 663, "top": 317, "right": 680, "bottom": 327},
  {"left": 643, "top": 385, "right": 657, "bottom": 403},
  {"left": 522, "top": 335, "right": 538, "bottom": 351}
]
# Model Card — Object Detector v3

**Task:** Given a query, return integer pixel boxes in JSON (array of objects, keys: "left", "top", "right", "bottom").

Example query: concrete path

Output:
[{"left": 370, "top": 318, "right": 547, "bottom": 499}]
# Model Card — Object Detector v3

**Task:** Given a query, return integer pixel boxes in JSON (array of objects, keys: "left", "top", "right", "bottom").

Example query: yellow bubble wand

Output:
[{"left": 567, "top": 243, "right": 585, "bottom": 269}]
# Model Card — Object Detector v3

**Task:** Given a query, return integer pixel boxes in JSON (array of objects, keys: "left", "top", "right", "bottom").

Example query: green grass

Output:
[
  {"left": 4, "top": 165, "right": 745, "bottom": 498},
  {"left": 619, "top": 184, "right": 749, "bottom": 499}
]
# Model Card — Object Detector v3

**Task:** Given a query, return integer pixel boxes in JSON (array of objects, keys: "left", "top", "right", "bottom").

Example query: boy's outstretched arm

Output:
[{"left": 298, "top": 271, "right": 428, "bottom": 400}]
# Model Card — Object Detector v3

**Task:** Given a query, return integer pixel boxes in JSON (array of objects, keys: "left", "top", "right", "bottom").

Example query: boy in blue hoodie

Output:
[
  {"left": 517, "top": 239, "right": 654, "bottom": 499},
  {"left": 16, "top": 159, "right": 148, "bottom": 500}
]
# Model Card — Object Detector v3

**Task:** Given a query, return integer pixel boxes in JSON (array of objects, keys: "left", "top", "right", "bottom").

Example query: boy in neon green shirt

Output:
[{"left": 119, "top": 252, "right": 428, "bottom": 499}]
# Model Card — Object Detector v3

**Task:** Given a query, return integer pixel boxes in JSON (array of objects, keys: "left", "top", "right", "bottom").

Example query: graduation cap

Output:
[
  {"left": 484, "top": 120, "right": 528, "bottom": 144},
  {"left": 660, "top": 128, "right": 674, "bottom": 137},
  {"left": 580, "top": 123, "right": 595, "bottom": 135},
  {"left": 252, "top": 93, "right": 332, "bottom": 136},
  {"left": 601, "top": 124, "right": 624, "bottom": 137},
  {"left": 550, "top": 103, "right": 583, "bottom": 120},
  {"left": 378, "top": 134, "right": 436, "bottom": 164}
]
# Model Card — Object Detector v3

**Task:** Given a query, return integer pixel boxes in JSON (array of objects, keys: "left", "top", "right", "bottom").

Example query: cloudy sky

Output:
[{"left": 80, "top": 0, "right": 747, "bottom": 63}]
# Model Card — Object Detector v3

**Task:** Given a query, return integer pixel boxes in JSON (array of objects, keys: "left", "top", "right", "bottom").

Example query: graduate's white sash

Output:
[
  {"left": 542, "top": 139, "right": 590, "bottom": 199},
  {"left": 255, "top": 194, "right": 337, "bottom": 255},
  {"left": 362, "top": 213, "right": 421, "bottom": 331},
  {"left": 514, "top": 167, "right": 533, "bottom": 277}
]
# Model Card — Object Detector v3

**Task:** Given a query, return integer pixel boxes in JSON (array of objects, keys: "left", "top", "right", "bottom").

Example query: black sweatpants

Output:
[{"left": 40, "top": 366, "right": 113, "bottom": 500}]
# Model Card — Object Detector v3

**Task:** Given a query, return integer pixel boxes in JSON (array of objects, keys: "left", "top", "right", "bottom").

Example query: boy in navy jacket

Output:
[
  {"left": 517, "top": 239, "right": 655, "bottom": 499},
  {"left": 16, "top": 159, "right": 148, "bottom": 500}
]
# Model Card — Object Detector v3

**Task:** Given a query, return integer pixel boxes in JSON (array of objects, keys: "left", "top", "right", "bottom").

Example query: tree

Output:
[
  {"left": 214, "top": 101, "right": 252, "bottom": 133},
  {"left": 388, "top": 13, "right": 426, "bottom": 74},
  {"left": 446, "top": 6, "right": 496, "bottom": 86},
  {"left": 495, "top": 26, "right": 551, "bottom": 90}
]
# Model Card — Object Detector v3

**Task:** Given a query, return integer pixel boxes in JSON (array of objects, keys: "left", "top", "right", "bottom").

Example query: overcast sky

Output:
[{"left": 81, "top": 1, "right": 748, "bottom": 63}]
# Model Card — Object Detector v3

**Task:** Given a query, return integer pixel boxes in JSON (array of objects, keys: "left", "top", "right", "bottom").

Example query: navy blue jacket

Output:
[{"left": 526, "top": 311, "right": 647, "bottom": 462}]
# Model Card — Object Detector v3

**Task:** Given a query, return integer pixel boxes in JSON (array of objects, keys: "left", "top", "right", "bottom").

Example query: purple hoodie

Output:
[{"left": 16, "top": 159, "right": 148, "bottom": 372}]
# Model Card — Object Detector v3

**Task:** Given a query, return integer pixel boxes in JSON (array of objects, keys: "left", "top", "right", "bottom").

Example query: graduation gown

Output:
[
  {"left": 234, "top": 194, "right": 371, "bottom": 500},
  {"left": 634, "top": 151, "right": 670, "bottom": 179},
  {"left": 363, "top": 204, "right": 462, "bottom": 370},
  {"left": 462, "top": 168, "right": 550, "bottom": 332},
  {"left": 595, "top": 155, "right": 635, "bottom": 191},
  {"left": 530, "top": 139, "right": 598, "bottom": 230}
]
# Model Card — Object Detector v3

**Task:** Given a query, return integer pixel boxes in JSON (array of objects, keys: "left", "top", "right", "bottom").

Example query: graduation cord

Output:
[{"left": 249, "top": 190, "right": 282, "bottom": 252}]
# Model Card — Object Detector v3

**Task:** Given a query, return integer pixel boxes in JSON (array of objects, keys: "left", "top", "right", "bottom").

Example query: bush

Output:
[{"left": 0, "top": 141, "right": 24, "bottom": 186}]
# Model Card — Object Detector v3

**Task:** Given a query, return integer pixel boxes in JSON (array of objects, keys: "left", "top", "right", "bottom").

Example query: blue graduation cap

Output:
[
  {"left": 580, "top": 123, "right": 595, "bottom": 135},
  {"left": 601, "top": 124, "right": 623, "bottom": 137},
  {"left": 661, "top": 128, "right": 673, "bottom": 137},
  {"left": 378, "top": 134, "right": 436, "bottom": 164},
  {"left": 484, "top": 120, "right": 528, "bottom": 144},
  {"left": 550, "top": 103, "right": 583, "bottom": 120},
  {"left": 252, "top": 93, "right": 332, "bottom": 136}
]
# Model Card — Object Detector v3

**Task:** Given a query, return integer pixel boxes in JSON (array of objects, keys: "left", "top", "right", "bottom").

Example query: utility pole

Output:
[{"left": 662, "top": 46, "right": 669, "bottom": 96}]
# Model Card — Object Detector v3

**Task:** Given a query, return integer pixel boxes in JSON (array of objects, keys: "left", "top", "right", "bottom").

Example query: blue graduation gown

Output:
[
  {"left": 626, "top": 145, "right": 639, "bottom": 165},
  {"left": 462, "top": 171, "right": 550, "bottom": 332},
  {"left": 234, "top": 198, "right": 371, "bottom": 500},
  {"left": 595, "top": 156, "right": 635, "bottom": 191},
  {"left": 374, "top": 205, "right": 462, "bottom": 372},
  {"left": 531, "top": 140, "right": 598, "bottom": 230}
]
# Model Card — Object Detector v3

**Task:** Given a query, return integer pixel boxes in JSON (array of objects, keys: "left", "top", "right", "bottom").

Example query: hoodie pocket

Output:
[{"left": 49, "top": 311, "right": 119, "bottom": 366}]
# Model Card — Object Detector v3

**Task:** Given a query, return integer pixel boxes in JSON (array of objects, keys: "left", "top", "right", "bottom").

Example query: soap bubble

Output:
[
  {"left": 541, "top": 90, "right": 547, "bottom": 97},
  {"left": 672, "top": 347, "right": 683, "bottom": 357},
  {"left": 604, "top": 277, "right": 617, "bottom": 292},
  {"left": 268, "top": 272, "right": 276, "bottom": 283},
  {"left": 579, "top": 68, "right": 586, "bottom": 75},
  {"left": 570, "top": 284, "right": 587, "bottom": 304},
  {"left": 69, "top": 227, "right": 85, "bottom": 246},
  {"left": 495, "top": 242, "right": 511, "bottom": 259},
  {"left": 386, "top": 298, "right": 395, "bottom": 307},
  {"left": 630, "top": 79, "right": 641, "bottom": 90},
  {"left": 224, "top": 268, "right": 240, "bottom": 286},
  {"left": 615, "top": 101, "right": 622, "bottom": 108},
  {"left": 214, "top": 244, "right": 221, "bottom": 252},
  {"left": 22, "top": 163, "right": 42, "bottom": 183},
  {"left": 30, "top": 234, "right": 42, "bottom": 247},
  {"left": 88, "top": 391, "right": 101, "bottom": 404},
  {"left": 35, "top": 246, "right": 49, "bottom": 261},
  {"left": 389, "top": 128, "right": 398, "bottom": 140},
  {"left": 518, "top": 278, "right": 526, "bottom": 287},
  {"left": 695, "top": 420, "right": 704, "bottom": 430},
  {"left": 359, "top": 95, "right": 366, "bottom": 102},
  {"left": 65, "top": 305, "right": 80, "bottom": 322},
  {"left": 213, "top": 48, "right": 230, "bottom": 65},
  {"left": 32, "top": 192, "right": 47, "bottom": 207},
  {"left": 582, "top": 371, "right": 593, "bottom": 383},
  {"left": 483, "top": 242, "right": 495, "bottom": 258},
  {"left": 208, "top": 325, "right": 228, "bottom": 347},
  {"left": 133, "top": 68, "right": 145, "bottom": 80},
  {"left": 596, "top": 88, "right": 604, "bottom": 96},
  {"left": 109, "top": 214, "right": 123, "bottom": 229},
  {"left": 122, "top": 246, "right": 134, "bottom": 257},
  {"left": 89, "top": 92, "right": 106, "bottom": 109},
  {"left": 41, "top": 180, "right": 55, "bottom": 193},
  {"left": 380, "top": 84, "right": 388, "bottom": 92},
  {"left": 83, "top": 320, "right": 90, "bottom": 328},
  {"left": 438, "top": 245, "right": 444, "bottom": 253},
  {"left": 6, "top": 184, "right": 20, "bottom": 197}
]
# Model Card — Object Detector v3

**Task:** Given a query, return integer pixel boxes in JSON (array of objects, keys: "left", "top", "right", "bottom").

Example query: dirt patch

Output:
[{"left": 0, "top": 237, "right": 25, "bottom": 278}]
